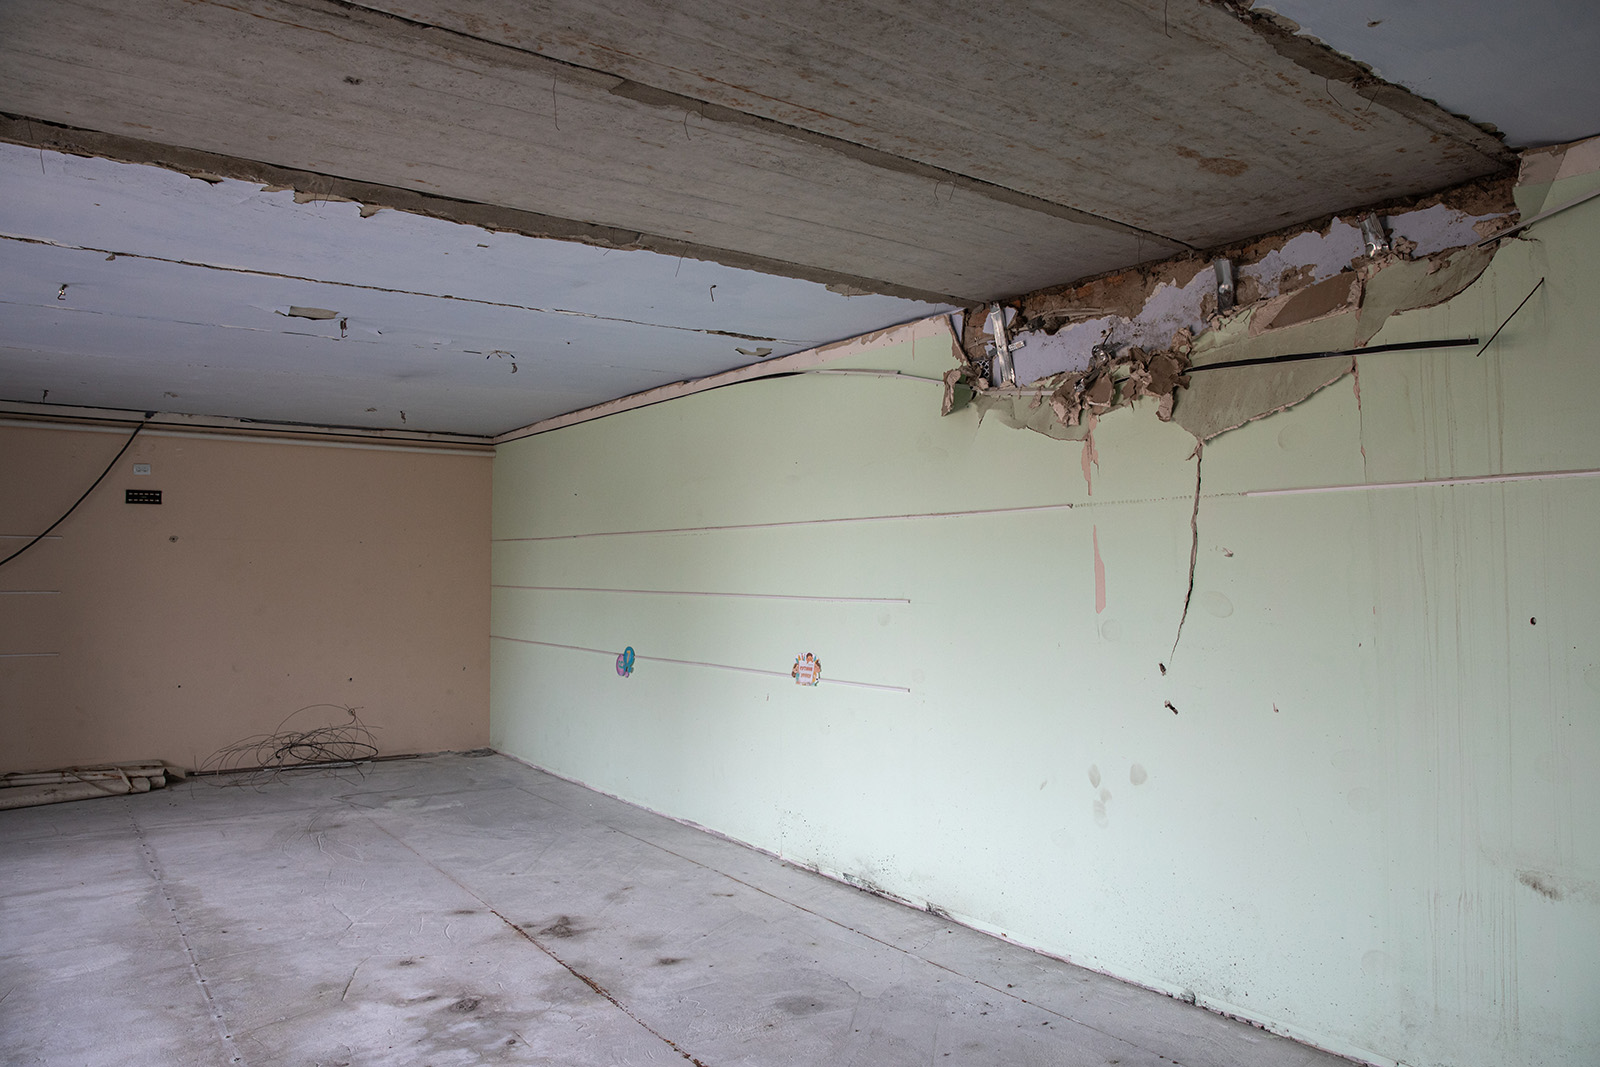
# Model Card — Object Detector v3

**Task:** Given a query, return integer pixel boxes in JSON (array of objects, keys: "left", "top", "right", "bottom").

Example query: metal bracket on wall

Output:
[
  {"left": 984, "top": 303, "right": 1024, "bottom": 386},
  {"left": 1214, "top": 258, "right": 1235, "bottom": 314},
  {"left": 1360, "top": 213, "right": 1390, "bottom": 256}
]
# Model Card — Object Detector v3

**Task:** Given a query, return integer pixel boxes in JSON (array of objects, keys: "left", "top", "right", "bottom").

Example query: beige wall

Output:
[{"left": 0, "top": 424, "right": 490, "bottom": 773}]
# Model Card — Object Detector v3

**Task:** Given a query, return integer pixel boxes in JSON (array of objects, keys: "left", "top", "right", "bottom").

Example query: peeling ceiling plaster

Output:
[{"left": 0, "top": 145, "right": 946, "bottom": 435}]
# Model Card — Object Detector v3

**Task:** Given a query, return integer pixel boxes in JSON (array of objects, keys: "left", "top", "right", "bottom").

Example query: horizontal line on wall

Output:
[
  {"left": 0, "top": 590, "right": 61, "bottom": 595},
  {"left": 0, "top": 418, "right": 492, "bottom": 456},
  {"left": 492, "top": 584, "right": 909, "bottom": 604},
  {"left": 490, "top": 467, "right": 1600, "bottom": 546},
  {"left": 1245, "top": 467, "right": 1600, "bottom": 497},
  {"left": 0, "top": 652, "right": 58, "bottom": 658},
  {"left": 490, "top": 635, "right": 910, "bottom": 693},
  {"left": 494, "top": 501, "right": 1081, "bottom": 541}
]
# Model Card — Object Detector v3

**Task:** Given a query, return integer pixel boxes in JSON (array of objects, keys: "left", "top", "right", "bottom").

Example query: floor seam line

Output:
[
  {"left": 345, "top": 802, "right": 713, "bottom": 1067},
  {"left": 129, "top": 803, "right": 248, "bottom": 1066}
]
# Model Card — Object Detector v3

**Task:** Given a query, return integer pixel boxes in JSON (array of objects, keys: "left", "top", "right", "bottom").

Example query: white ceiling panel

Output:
[
  {"left": 0, "top": 145, "right": 947, "bottom": 434},
  {"left": 1258, "top": 1, "right": 1600, "bottom": 148}
]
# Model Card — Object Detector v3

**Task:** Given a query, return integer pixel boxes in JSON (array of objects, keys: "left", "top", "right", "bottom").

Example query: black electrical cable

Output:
[
  {"left": 0, "top": 421, "right": 145, "bottom": 571},
  {"left": 1473, "top": 277, "right": 1544, "bottom": 358},
  {"left": 1185, "top": 337, "right": 1479, "bottom": 374}
]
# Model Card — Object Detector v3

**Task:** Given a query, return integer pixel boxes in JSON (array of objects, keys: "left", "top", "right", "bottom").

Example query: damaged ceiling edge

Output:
[
  {"left": 1009, "top": 172, "right": 1518, "bottom": 332},
  {"left": 1213, "top": 0, "right": 1514, "bottom": 161},
  {"left": 945, "top": 164, "right": 1528, "bottom": 446},
  {"left": 0, "top": 114, "right": 965, "bottom": 307}
]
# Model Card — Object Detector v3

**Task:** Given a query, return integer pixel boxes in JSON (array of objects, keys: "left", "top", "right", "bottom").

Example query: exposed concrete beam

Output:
[
  {"left": 334, "top": 0, "right": 1191, "bottom": 248},
  {"left": 349, "top": 0, "right": 1514, "bottom": 235},
  {"left": 0, "top": 0, "right": 1510, "bottom": 305}
]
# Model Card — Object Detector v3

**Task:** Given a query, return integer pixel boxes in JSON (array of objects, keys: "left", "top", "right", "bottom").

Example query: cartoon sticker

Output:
[
  {"left": 616, "top": 646, "right": 636, "bottom": 678},
  {"left": 792, "top": 652, "right": 821, "bottom": 686}
]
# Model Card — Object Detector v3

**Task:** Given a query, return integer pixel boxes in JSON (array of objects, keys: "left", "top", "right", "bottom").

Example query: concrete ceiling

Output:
[{"left": 0, "top": 0, "right": 1570, "bottom": 436}]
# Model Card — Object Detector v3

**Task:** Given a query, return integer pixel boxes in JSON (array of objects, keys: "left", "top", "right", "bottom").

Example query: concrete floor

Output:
[{"left": 1, "top": 753, "right": 1352, "bottom": 1066}]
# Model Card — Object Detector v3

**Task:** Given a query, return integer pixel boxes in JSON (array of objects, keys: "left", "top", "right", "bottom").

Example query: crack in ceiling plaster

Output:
[{"left": 0, "top": 232, "right": 811, "bottom": 345}]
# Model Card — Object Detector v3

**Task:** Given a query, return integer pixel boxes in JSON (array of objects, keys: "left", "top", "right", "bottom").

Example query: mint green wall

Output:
[{"left": 491, "top": 182, "right": 1600, "bottom": 1067}]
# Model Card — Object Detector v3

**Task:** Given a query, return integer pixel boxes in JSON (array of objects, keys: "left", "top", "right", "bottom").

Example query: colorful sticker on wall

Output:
[
  {"left": 792, "top": 652, "right": 822, "bottom": 686},
  {"left": 616, "top": 647, "right": 635, "bottom": 678}
]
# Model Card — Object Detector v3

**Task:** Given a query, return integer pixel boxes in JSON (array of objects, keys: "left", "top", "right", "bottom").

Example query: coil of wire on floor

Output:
[{"left": 197, "top": 704, "right": 379, "bottom": 786}]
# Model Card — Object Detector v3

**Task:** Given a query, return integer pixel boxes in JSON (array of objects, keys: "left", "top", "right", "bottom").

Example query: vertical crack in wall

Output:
[{"left": 1168, "top": 445, "right": 1204, "bottom": 664}]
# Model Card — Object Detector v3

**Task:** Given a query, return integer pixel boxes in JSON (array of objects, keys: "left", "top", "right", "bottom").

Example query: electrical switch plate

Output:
[
  {"left": 125, "top": 489, "right": 162, "bottom": 504},
  {"left": 132, "top": 463, "right": 152, "bottom": 475}
]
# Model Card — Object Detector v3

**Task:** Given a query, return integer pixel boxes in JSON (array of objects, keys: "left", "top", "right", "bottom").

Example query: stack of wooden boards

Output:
[{"left": 0, "top": 761, "right": 187, "bottom": 809}]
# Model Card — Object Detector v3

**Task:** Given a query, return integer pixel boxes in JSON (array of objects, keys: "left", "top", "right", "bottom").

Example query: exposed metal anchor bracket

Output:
[
  {"left": 1213, "top": 258, "right": 1235, "bottom": 314},
  {"left": 984, "top": 303, "right": 1024, "bottom": 386},
  {"left": 1360, "top": 213, "right": 1390, "bottom": 256}
]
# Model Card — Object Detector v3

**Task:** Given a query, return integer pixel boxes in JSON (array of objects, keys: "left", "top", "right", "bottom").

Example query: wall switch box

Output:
[
  {"left": 132, "top": 463, "right": 151, "bottom": 475},
  {"left": 125, "top": 489, "right": 162, "bottom": 504}
]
